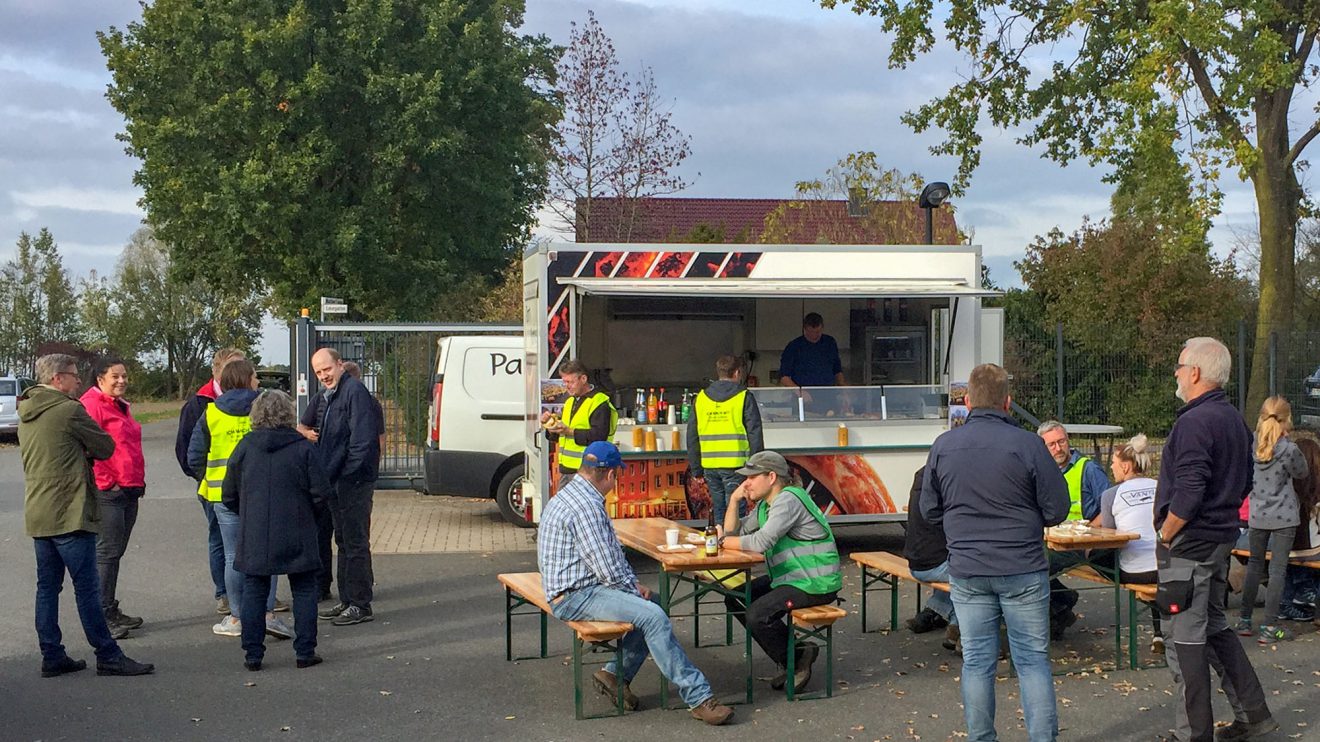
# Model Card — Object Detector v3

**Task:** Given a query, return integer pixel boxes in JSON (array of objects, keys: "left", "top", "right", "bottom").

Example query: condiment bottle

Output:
[
  {"left": 671, "top": 427, "right": 681, "bottom": 450},
  {"left": 644, "top": 427, "right": 657, "bottom": 452},
  {"left": 837, "top": 422, "right": 849, "bottom": 446}
]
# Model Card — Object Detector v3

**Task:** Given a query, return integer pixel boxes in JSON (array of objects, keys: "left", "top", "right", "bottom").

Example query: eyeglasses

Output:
[
  {"left": 56, "top": 369, "right": 79, "bottom": 378},
  {"left": 1173, "top": 363, "right": 1197, "bottom": 373}
]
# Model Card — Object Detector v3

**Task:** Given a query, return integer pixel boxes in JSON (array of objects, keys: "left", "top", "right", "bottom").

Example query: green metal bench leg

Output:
[
  {"left": 505, "top": 587, "right": 513, "bottom": 661},
  {"left": 786, "top": 617, "right": 835, "bottom": 701},
  {"left": 573, "top": 637, "right": 585, "bottom": 720},
  {"left": 890, "top": 572, "right": 899, "bottom": 630},
  {"left": 540, "top": 610, "right": 548, "bottom": 658},
  {"left": 786, "top": 621, "right": 797, "bottom": 702},
  {"left": 860, "top": 565, "right": 869, "bottom": 632},
  {"left": 1128, "top": 592, "right": 1139, "bottom": 670}
]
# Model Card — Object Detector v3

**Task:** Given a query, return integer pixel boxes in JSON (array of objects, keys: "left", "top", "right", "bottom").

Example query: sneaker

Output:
[
  {"left": 1277, "top": 603, "right": 1315, "bottom": 622},
  {"left": 96, "top": 655, "right": 154, "bottom": 676},
  {"left": 212, "top": 616, "right": 241, "bottom": 637},
  {"left": 1151, "top": 635, "right": 1166, "bottom": 655},
  {"left": 1233, "top": 618, "right": 1254, "bottom": 636},
  {"left": 265, "top": 616, "right": 295, "bottom": 640},
  {"left": 905, "top": 607, "right": 948, "bottom": 634},
  {"left": 216, "top": 596, "right": 230, "bottom": 615},
  {"left": 1049, "top": 610, "right": 1077, "bottom": 641},
  {"left": 1296, "top": 588, "right": 1318, "bottom": 607},
  {"left": 1215, "top": 717, "right": 1280, "bottom": 740},
  {"left": 318, "top": 602, "right": 348, "bottom": 621},
  {"left": 41, "top": 656, "right": 87, "bottom": 678},
  {"left": 296, "top": 655, "right": 323, "bottom": 669},
  {"left": 1258, "top": 624, "right": 1292, "bottom": 644},
  {"left": 273, "top": 598, "right": 290, "bottom": 613},
  {"left": 689, "top": 697, "right": 733, "bottom": 726},
  {"left": 591, "top": 669, "right": 639, "bottom": 711},
  {"left": 331, "top": 605, "right": 374, "bottom": 626},
  {"left": 942, "top": 625, "right": 960, "bottom": 652}
]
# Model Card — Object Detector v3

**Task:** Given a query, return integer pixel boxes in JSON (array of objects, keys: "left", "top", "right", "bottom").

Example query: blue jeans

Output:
[
  {"left": 552, "top": 585, "right": 713, "bottom": 708},
  {"left": 704, "top": 469, "right": 745, "bottom": 525},
  {"left": 951, "top": 570, "right": 1057, "bottom": 742},
  {"left": 910, "top": 561, "right": 957, "bottom": 625},
  {"left": 214, "top": 502, "right": 276, "bottom": 618},
  {"left": 34, "top": 532, "right": 123, "bottom": 663},
  {"left": 1281, "top": 565, "right": 1320, "bottom": 606},
  {"left": 199, "top": 496, "right": 226, "bottom": 599}
]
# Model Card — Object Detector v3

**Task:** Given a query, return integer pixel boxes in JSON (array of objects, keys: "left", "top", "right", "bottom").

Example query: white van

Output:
[
  {"left": 421, "top": 336, "right": 528, "bottom": 526},
  {"left": 0, "top": 375, "right": 35, "bottom": 435}
]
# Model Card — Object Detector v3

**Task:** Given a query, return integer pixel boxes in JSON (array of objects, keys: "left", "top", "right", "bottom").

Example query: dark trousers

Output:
[
  {"left": 723, "top": 574, "right": 836, "bottom": 667},
  {"left": 34, "top": 532, "right": 123, "bottom": 664},
  {"left": 1090, "top": 548, "right": 1162, "bottom": 635},
  {"left": 198, "top": 495, "right": 226, "bottom": 599},
  {"left": 1240, "top": 526, "right": 1297, "bottom": 625},
  {"left": 240, "top": 571, "right": 318, "bottom": 663},
  {"left": 95, "top": 490, "right": 140, "bottom": 613},
  {"left": 314, "top": 501, "right": 334, "bottom": 597},
  {"left": 1047, "top": 549, "right": 1083, "bottom": 618},
  {"left": 331, "top": 479, "right": 374, "bottom": 609}
]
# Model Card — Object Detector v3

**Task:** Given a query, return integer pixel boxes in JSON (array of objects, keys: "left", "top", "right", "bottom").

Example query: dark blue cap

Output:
[{"left": 581, "top": 441, "right": 623, "bottom": 468}]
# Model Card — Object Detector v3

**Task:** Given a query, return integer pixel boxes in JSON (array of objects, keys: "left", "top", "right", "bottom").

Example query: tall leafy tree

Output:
[
  {"left": 822, "top": 0, "right": 1319, "bottom": 411},
  {"left": 99, "top": 0, "right": 558, "bottom": 319},
  {"left": 0, "top": 229, "right": 79, "bottom": 374}
]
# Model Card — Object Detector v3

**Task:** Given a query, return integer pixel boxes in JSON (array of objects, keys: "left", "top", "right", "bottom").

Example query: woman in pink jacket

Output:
[{"left": 80, "top": 357, "right": 146, "bottom": 638}]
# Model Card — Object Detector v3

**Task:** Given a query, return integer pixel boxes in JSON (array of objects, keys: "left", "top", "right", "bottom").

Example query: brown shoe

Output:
[
  {"left": 591, "top": 669, "right": 639, "bottom": 711},
  {"left": 690, "top": 697, "right": 733, "bottom": 725},
  {"left": 943, "top": 624, "right": 960, "bottom": 652}
]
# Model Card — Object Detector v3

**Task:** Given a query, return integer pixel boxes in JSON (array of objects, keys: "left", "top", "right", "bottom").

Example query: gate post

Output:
[{"left": 294, "top": 311, "right": 315, "bottom": 419}]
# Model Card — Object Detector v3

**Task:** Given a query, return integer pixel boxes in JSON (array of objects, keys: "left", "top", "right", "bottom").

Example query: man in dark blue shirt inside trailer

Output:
[{"left": 778, "top": 313, "right": 844, "bottom": 389}]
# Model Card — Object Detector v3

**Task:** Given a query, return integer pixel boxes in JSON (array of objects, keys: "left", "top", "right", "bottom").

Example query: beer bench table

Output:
[
  {"left": 612, "top": 518, "right": 763, "bottom": 706},
  {"left": 850, "top": 550, "right": 949, "bottom": 633},
  {"left": 1046, "top": 525, "right": 1143, "bottom": 672},
  {"left": 497, "top": 572, "right": 635, "bottom": 719},
  {"left": 1231, "top": 548, "right": 1320, "bottom": 569}
]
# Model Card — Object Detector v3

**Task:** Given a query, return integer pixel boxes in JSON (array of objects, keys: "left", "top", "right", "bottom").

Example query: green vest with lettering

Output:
[
  {"left": 197, "top": 405, "right": 252, "bottom": 502},
  {"left": 558, "top": 391, "right": 618, "bottom": 471},
  {"left": 694, "top": 389, "right": 750, "bottom": 469},
  {"left": 756, "top": 486, "right": 843, "bottom": 594},
  {"left": 1063, "top": 455, "right": 1091, "bottom": 520}
]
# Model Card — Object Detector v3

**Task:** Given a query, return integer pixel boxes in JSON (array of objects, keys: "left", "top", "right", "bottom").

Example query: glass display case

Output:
[{"left": 751, "top": 384, "right": 945, "bottom": 423}]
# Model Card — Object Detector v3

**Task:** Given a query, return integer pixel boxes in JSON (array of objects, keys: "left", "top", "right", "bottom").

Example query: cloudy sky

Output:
[{"left": 0, "top": 0, "right": 1268, "bottom": 362}]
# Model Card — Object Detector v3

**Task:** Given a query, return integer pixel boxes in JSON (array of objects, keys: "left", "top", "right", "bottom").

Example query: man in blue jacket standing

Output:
[
  {"left": 922, "top": 363, "right": 1070, "bottom": 742},
  {"left": 1156, "top": 337, "right": 1273, "bottom": 742},
  {"left": 309, "top": 348, "right": 382, "bottom": 627}
]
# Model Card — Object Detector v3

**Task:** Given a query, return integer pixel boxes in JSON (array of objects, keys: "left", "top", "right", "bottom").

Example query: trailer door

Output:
[{"left": 523, "top": 252, "right": 547, "bottom": 523}]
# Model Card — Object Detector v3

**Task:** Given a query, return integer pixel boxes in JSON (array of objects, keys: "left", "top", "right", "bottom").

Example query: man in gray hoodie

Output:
[{"left": 687, "top": 354, "right": 764, "bottom": 524}]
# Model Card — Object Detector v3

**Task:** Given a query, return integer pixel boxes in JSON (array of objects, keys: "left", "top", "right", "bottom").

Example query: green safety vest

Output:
[
  {"left": 694, "top": 389, "right": 750, "bottom": 469},
  {"left": 1063, "top": 454, "right": 1092, "bottom": 521},
  {"left": 197, "top": 405, "right": 252, "bottom": 502},
  {"left": 757, "top": 486, "right": 843, "bottom": 594},
  {"left": 557, "top": 391, "right": 617, "bottom": 471}
]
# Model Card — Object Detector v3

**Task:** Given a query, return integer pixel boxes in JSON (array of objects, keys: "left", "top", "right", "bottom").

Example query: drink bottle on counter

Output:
[
  {"left": 635, "top": 388, "right": 648, "bottom": 424},
  {"left": 682, "top": 390, "right": 694, "bottom": 425},
  {"left": 647, "top": 388, "right": 659, "bottom": 424},
  {"left": 704, "top": 507, "right": 719, "bottom": 557}
]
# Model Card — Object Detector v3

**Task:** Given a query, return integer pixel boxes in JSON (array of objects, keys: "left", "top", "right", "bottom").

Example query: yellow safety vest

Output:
[
  {"left": 1063, "top": 455, "right": 1092, "bottom": 520},
  {"left": 197, "top": 405, "right": 253, "bottom": 502},
  {"left": 558, "top": 392, "right": 617, "bottom": 471},
  {"left": 695, "top": 389, "right": 750, "bottom": 469}
]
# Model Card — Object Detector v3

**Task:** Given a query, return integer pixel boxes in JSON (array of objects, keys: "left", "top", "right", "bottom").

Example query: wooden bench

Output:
[
  {"left": 1231, "top": 548, "right": 1320, "bottom": 568},
  {"left": 851, "top": 551, "right": 949, "bottom": 633},
  {"left": 1061, "top": 565, "right": 1163, "bottom": 670},
  {"left": 786, "top": 604, "right": 847, "bottom": 701},
  {"left": 498, "top": 572, "right": 635, "bottom": 719}
]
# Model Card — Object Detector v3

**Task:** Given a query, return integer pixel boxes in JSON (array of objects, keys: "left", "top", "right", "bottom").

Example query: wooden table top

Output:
[
  {"left": 1045, "top": 524, "right": 1140, "bottom": 551},
  {"left": 612, "top": 517, "right": 764, "bottom": 572}
]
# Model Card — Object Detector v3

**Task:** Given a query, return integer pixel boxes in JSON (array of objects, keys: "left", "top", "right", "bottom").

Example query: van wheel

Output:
[{"left": 496, "top": 465, "right": 532, "bottom": 528}]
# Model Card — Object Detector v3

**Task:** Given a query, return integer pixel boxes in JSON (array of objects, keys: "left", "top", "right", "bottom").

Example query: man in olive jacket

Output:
[{"left": 19, "top": 354, "right": 154, "bottom": 678}]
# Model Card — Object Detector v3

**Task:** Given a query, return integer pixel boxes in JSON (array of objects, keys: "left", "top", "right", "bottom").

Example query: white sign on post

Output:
[{"left": 320, "top": 296, "right": 348, "bottom": 316}]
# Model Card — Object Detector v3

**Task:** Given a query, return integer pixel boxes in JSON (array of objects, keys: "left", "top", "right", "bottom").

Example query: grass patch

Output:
[{"left": 132, "top": 399, "right": 184, "bottom": 425}]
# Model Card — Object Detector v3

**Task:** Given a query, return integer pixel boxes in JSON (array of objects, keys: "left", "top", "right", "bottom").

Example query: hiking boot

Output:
[
  {"left": 1258, "top": 624, "right": 1292, "bottom": 644},
  {"left": 96, "top": 655, "right": 154, "bottom": 676},
  {"left": 1277, "top": 603, "right": 1315, "bottom": 622},
  {"left": 905, "top": 607, "right": 947, "bottom": 634},
  {"left": 296, "top": 655, "right": 323, "bottom": 669},
  {"left": 591, "top": 669, "right": 639, "bottom": 711},
  {"left": 943, "top": 624, "right": 960, "bottom": 652},
  {"left": 331, "top": 605, "right": 373, "bottom": 626},
  {"left": 1215, "top": 717, "right": 1280, "bottom": 740},
  {"left": 689, "top": 697, "right": 733, "bottom": 726},
  {"left": 791, "top": 643, "right": 820, "bottom": 694},
  {"left": 212, "top": 615, "right": 241, "bottom": 637},
  {"left": 107, "top": 604, "right": 144, "bottom": 630},
  {"left": 41, "top": 656, "right": 87, "bottom": 678},
  {"left": 265, "top": 615, "right": 295, "bottom": 640},
  {"left": 771, "top": 643, "right": 819, "bottom": 690},
  {"left": 1233, "top": 618, "right": 1254, "bottom": 636},
  {"left": 1049, "top": 610, "right": 1077, "bottom": 641},
  {"left": 216, "top": 596, "right": 230, "bottom": 615},
  {"left": 273, "top": 598, "right": 290, "bottom": 613},
  {"left": 318, "top": 602, "right": 348, "bottom": 620},
  {"left": 109, "top": 623, "right": 130, "bottom": 640}
]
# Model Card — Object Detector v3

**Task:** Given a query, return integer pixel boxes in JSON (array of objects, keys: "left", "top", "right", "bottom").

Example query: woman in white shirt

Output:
[{"left": 1090, "top": 434, "right": 1162, "bottom": 652}]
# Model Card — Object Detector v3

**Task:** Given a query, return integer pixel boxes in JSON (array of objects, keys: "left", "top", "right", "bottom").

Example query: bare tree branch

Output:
[
  {"left": 1180, "top": 42, "right": 1253, "bottom": 155},
  {"left": 1287, "top": 118, "right": 1320, "bottom": 167}
]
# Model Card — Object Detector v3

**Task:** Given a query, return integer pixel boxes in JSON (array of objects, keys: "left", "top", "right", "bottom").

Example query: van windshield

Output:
[{"left": 0, "top": 380, "right": 15, "bottom": 396}]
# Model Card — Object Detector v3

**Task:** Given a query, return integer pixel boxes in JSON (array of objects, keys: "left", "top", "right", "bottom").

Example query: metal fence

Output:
[{"left": 292, "top": 319, "right": 519, "bottom": 488}]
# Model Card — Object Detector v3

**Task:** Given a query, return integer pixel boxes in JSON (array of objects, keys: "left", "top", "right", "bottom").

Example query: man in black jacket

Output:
[
  {"left": 308, "top": 348, "right": 381, "bottom": 627},
  {"left": 1156, "top": 337, "right": 1274, "bottom": 742},
  {"left": 903, "top": 466, "right": 957, "bottom": 651},
  {"left": 176, "top": 347, "right": 245, "bottom": 615}
]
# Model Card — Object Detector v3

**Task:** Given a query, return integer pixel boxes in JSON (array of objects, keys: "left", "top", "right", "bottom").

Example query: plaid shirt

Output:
[{"left": 537, "top": 475, "right": 638, "bottom": 601}]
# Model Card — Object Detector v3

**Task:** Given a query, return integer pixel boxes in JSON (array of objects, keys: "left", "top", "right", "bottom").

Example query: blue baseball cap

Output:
[{"left": 581, "top": 441, "right": 624, "bottom": 469}]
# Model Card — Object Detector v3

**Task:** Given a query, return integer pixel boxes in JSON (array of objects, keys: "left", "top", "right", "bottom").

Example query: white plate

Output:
[
  {"left": 685, "top": 533, "right": 706, "bottom": 544},
  {"left": 658, "top": 543, "right": 697, "bottom": 552}
]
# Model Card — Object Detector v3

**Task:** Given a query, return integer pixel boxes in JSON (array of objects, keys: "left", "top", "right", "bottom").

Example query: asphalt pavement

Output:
[{"left": 0, "top": 421, "right": 1315, "bottom": 741}]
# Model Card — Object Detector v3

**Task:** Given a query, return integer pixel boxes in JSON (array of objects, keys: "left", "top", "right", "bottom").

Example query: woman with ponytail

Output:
[
  {"left": 1236, "top": 396, "right": 1309, "bottom": 642},
  {"left": 1091, "top": 434, "right": 1163, "bottom": 652}
]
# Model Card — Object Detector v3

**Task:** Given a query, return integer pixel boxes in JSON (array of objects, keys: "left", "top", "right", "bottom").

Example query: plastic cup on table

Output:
[{"left": 665, "top": 528, "right": 680, "bottom": 549}]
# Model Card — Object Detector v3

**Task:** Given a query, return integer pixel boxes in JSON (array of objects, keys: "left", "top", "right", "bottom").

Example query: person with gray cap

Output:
[
  {"left": 720, "top": 450, "right": 841, "bottom": 694},
  {"left": 537, "top": 441, "right": 733, "bottom": 726}
]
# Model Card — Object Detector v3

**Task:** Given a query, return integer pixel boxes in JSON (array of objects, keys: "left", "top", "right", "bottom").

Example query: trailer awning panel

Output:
[{"left": 555, "top": 277, "right": 1000, "bottom": 298}]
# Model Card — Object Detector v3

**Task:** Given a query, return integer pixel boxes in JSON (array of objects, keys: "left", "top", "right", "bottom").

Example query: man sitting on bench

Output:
[
  {"left": 537, "top": 441, "right": 733, "bottom": 726},
  {"left": 720, "top": 451, "right": 842, "bottom": 694}
]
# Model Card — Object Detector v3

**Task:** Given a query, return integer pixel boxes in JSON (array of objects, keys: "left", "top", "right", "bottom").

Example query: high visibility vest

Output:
[
  {"left": 1063, "top": 454, "right": 1092, "bottom": 520},
  {"left": 557, "top": 391, "right": 617, "bottom": 471},
  {"left": 694, "top": 389, "right": 750, "bottom": 469},
  {"left": 757, "top": 486, "right": 842, "bottom": 594},
  {"left": 197, "top": 405, "right": 252, "bottom": 502}
]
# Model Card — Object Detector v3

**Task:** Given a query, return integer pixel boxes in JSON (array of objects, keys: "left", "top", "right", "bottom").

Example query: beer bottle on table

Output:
[{"left": 704, "top": 507, "right": 719, "bottom": 557}]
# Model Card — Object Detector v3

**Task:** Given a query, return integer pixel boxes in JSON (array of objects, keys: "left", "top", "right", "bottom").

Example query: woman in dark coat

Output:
[{"left": 221, "top": 390, "right": 330, "bottom": 671}]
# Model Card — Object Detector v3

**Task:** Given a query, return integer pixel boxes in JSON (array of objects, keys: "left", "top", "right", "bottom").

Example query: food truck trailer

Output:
[{"left": 522, "top": 242, "right": 1004, "bottom": 525}]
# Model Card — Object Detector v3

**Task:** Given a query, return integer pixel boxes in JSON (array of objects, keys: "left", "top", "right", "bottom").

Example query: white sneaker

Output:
[
  {"left": 212, "top": 616, "right": 241, "bottom": 637},
  {"left": 265, "top": 616, "right": 295, "bottom": 640}
]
